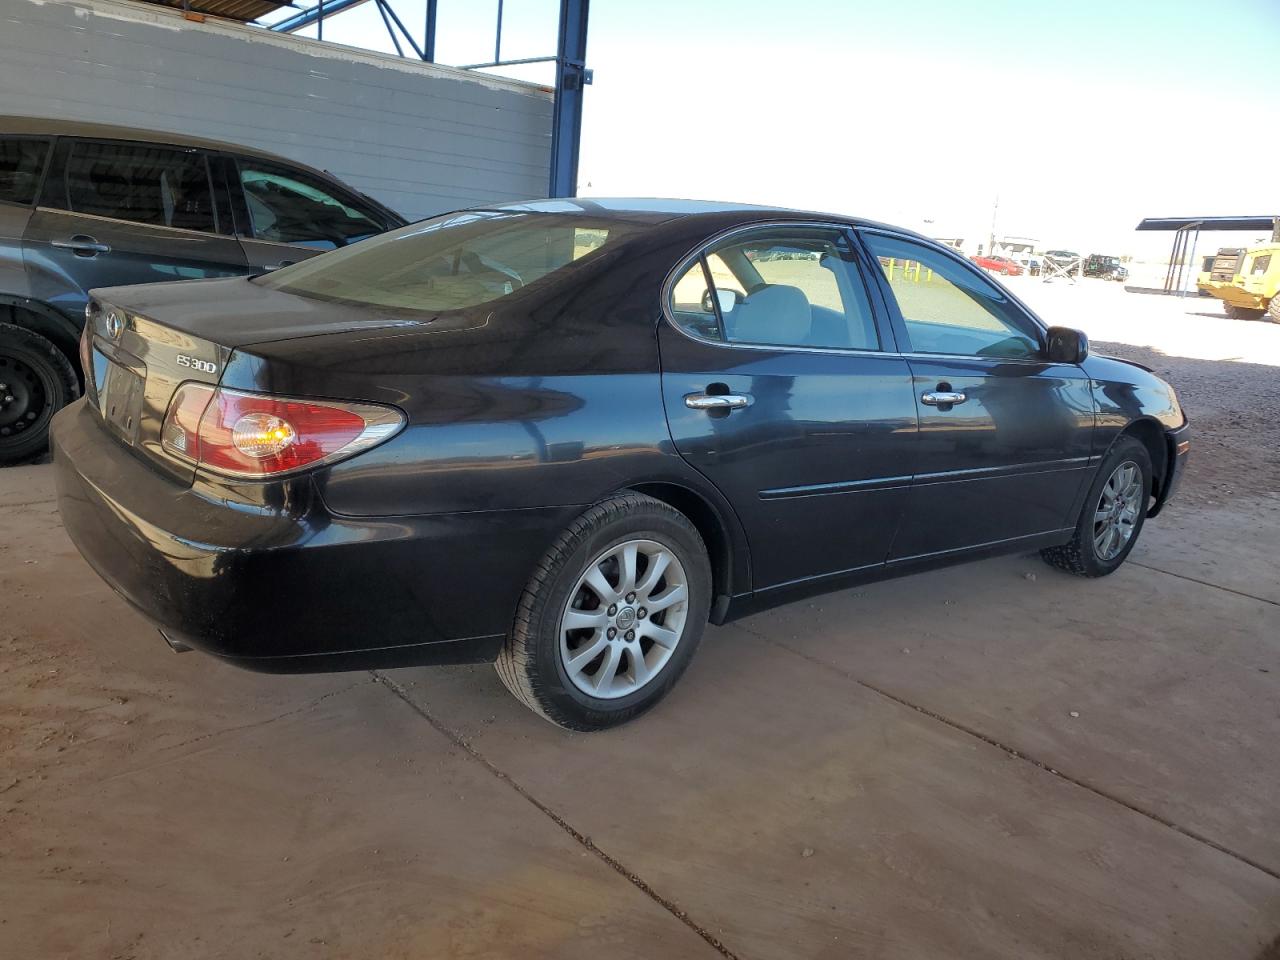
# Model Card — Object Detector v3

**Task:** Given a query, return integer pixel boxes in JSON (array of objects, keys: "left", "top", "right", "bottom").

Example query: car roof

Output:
[
  {"left": 486, "top": 197, "right": 931, "bottom": 237},
  {"left": 0, "top": 114, "right": 307, "bottom": 169}
]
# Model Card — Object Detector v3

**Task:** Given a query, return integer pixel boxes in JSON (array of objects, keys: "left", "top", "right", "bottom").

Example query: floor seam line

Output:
[
  {"left": 738, "top": 627, "right": 1280, "bottom": 884},
  {"left": 1130, "top": 561, "right": 1279, "bottom": 607},
  {"left": 370, "top": 670, "right": 740, "bottom": 960}
]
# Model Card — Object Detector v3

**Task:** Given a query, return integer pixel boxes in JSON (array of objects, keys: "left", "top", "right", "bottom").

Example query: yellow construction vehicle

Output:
[{"left": 1200, "top": 243, "right": 1280, "bottom": 321}]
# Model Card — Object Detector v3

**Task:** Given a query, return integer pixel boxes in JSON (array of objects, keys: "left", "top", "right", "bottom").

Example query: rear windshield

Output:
[{"left": 252, "top": 211, "right": 637, "bottom": 314}]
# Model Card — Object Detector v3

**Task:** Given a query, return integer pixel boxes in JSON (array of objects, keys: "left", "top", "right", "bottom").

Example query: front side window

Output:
[
  {"left": 238, "top": 160, "right": 384, "bottom": 249},
  {"left": 0, "top": 138, "right": 49, "bottom": 206},
  {"left": 863, "top": 233, "right": 1042, "bottom": 359},
  {"left": 669, "top": 226, "right": 880, "bottom": 351},
  {"left": 253, "top": 211, "right": 637, "bottom": 314},
  {"left": 64, "top": 141, "right": 215, "bottom": 232},
  {"left": 1251, "top": 254, "right": 1272, "bottom": 276}
]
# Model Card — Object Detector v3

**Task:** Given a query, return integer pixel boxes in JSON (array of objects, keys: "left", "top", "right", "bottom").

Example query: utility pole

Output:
[{"left": 988, "top": 194, "right": 999, "bottom": 255}]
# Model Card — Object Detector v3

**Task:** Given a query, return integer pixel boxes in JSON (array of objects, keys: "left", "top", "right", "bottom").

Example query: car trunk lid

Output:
[{"left": 84, "top": 276, "right": 421, "bottom": 483}]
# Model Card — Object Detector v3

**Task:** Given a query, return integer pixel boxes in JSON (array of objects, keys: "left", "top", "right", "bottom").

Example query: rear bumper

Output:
[
  {"left": 51, "top": 399, "right": 573, "bottom": 672},
  {"left": 1148, "top": 421, "right": 1190, "bottom": 518}
]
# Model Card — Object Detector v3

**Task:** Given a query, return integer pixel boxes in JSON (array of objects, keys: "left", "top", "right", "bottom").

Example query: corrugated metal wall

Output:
[{"left": 0, "top": 0, "right": 554, "bottom": 219}]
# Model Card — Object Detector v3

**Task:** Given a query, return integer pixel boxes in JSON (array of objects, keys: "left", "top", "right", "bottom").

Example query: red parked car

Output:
[{"left": 971, "top": 254, "right": 1024, "bottom": 276}]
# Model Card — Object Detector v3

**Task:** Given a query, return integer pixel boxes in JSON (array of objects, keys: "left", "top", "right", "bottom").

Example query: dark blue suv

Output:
[{"left": 0, "top": 116, "right": 404, "bottom": 464}]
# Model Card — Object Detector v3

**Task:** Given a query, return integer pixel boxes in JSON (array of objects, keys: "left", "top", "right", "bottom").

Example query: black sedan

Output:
[{"left": 52, "top": 199, "right": 1190, "bottom": 730}]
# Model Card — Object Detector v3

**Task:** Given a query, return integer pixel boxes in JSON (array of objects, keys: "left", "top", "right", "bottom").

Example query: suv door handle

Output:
[
  {"left": 51, "top": 236, "right": 111, "bottom": 256},
  {"left": 685, "top": 393, "right": 751, "bottom": 411},
  {"left": 921, "top": 391, "right": 967, "bottom": 406}
]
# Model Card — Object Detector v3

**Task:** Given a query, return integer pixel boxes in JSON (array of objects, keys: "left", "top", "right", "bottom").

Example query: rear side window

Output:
[
  {"left": 0, "top": 138, "right": 49, "bottom": 206},
  {"left": 237, "top": 159, "right": 384, "bottom": 249},
  {"left": 253, "top": 211, "right": 639, "bottom": 314},
  {"left": 64, "top": 141, "right": 216, "bottom": 232},
  {"left": 669, "top": 226, "right": 880, "bottom": 351}
]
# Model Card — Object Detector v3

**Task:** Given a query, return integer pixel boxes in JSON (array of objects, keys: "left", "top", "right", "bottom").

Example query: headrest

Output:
[{"left": 725, "top": 284, "right": 811, "bottom": 346}]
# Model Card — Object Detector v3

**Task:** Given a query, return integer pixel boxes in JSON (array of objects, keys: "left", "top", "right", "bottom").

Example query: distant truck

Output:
[
  {"left": 1199, "top": 245, "right": 1280, "bottom": 321},
  {"left": 1083, "top": 255, "right": 1128, "bottom": 282}
]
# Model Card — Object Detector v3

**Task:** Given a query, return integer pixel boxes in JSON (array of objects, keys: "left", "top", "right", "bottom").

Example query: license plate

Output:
[{"left": 92, "top": 347, "right": 144, "bottom": 445}]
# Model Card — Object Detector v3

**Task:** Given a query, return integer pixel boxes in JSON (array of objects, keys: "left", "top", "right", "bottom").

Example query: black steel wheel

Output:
[{"left": 0, "top": 323, "right": 79, "bottom": 466}]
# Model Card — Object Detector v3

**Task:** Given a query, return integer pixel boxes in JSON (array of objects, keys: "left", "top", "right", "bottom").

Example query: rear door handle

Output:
[
  {"left": 921, "top": 391, "right": 967, "bottom": 406},
  {"left": 51, "top": 236, "right": 111, "bottom": 256},
  {"left": 685, "top": 393, "right": 751, "bottom": 411}
]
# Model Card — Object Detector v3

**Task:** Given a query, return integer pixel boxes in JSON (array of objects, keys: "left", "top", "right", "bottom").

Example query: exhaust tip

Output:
[{"left": 159, "top": 629, "right": 192, "bottom": 653}]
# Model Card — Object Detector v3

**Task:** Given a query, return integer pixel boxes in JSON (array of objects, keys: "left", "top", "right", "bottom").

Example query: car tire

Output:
[
  {"left": 496, "top": 493, "right": 712, "bottom": 731},
  {"left": 1266, "top": 297, "right": 1280, "bottom": 324},
  {"left": 0, "top": 323, "right": 79, "bottom": 466},
  {"left": 1040, "top": 436, "right": 1152, "bottom": 578}
]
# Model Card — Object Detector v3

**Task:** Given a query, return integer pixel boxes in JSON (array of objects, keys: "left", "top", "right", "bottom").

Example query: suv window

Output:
[
  {"left": 0, "top": 138, "right": 49, "bottom": 206},
  {"left": 669, "top": 227, "right": 879, "bottom": 350},
  {"left": 863, "top": 233, "right": 1042, "bottom": 359},
  {"left": 237, "top": 159, "right": 384, "bottom": 249},
  {"left": 64, "top": 141, "right": 216, "bottom": 232}
]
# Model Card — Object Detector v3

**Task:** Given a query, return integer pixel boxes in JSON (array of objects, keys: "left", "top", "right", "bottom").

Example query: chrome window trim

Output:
[{"left": 660, "top": 219, "right": 890, "bottom": 357}]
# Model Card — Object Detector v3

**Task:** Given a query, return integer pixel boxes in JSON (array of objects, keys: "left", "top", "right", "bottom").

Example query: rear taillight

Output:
[{"left": 161, "top": 385, "right": 403, "bottom": 479}]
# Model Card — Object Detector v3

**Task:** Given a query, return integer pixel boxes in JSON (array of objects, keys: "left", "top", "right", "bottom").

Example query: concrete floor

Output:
[{"left": 3, "top": 283, "right": 1279, "bottom": 959}]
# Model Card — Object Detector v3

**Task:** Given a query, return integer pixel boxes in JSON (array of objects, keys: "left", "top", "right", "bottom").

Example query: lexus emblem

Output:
[{"left": 106, "top": 310, "right": 124, "bottom": 339}]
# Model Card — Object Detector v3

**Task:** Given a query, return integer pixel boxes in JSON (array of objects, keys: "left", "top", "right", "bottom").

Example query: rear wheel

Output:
[
  {"left": 1040, "top": 436, "right": 1152, "bottom": 578},
  {"left": 0, "top": 323, "right": 79, "bottom": 466},
  {"left": 496, "top": 493, "right": 712, "bottom": 731}
]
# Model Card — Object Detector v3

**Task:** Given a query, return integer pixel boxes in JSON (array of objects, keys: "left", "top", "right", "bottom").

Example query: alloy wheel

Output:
[
  {"left": 558, "top": 538, "right": 690, "bottom": 699},
  {"left": 1093, "top": 460, "right": 1142, "bottom": 561}
]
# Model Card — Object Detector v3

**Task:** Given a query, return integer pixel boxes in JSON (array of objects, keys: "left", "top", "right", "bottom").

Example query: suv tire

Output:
[{"left": 0, "top": 323, "right": 79, "bottom": 466}]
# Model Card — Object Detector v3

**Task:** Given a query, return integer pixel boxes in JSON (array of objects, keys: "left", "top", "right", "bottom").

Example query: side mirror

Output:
[{"left": 1046, "top": 326, "right": 1089, "bottom": 363}]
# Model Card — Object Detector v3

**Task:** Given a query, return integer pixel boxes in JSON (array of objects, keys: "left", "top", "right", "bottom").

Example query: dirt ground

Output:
[{"left": 2, "top": 279, "right": 1279, "bottom": 959}]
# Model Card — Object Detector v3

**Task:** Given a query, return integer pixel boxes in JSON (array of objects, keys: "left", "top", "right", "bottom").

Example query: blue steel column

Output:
[
  {"left": 424, "top": 0, "right": 437, "bottom": 61},
  {"left": 548, "top": 0, "right": 589, "bottom": 198}
]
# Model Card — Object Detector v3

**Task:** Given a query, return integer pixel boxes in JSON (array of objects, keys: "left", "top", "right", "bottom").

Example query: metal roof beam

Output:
[{"left": 270, "top": 0, "right": 370, "bottom": 33}]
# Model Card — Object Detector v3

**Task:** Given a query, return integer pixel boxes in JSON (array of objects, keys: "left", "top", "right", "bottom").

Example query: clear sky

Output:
[{"left": 270, "top": 0, "right": 1280, "bottom": 259}]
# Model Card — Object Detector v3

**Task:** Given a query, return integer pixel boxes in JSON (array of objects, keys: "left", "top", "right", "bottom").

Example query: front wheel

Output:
[
  {"left": 496, "top": 493, "right": 712, "bottom": 731},
  {"left": 0, "top": 323, "right": 79, "bottom": 466},
  {"left": 1266, "top": 297, "right": 1280, "bottom": 324},
  {"left": 1040, "top": 436, "right": 1152, "bottom": 577}
]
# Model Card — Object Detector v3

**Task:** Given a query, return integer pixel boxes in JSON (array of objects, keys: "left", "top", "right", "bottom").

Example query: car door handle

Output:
[
  {"left": 685, "top": 393, "right": 751, "bottom": 411},
  {"left": 921, "top": 391, "right": 967, "bottom": 406},
  {"left": 51, "top": 236, "right": 111, "bottom": 256}
]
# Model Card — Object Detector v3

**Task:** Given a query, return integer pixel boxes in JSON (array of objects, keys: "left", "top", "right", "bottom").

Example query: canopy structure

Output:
[
  {"left": 1135, "top": 215, "right": 1279, "bottom": 293},
  {"left": 132, "top": 0, "right": 289, "bottom": 22}
]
